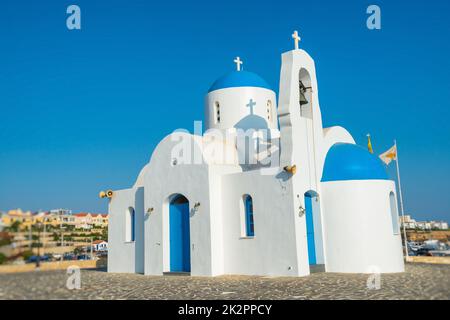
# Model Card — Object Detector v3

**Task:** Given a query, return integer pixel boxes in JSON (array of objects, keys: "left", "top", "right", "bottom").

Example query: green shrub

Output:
[
  {"left": 22, "top": 250, "right": 33, "bottom": 261},
  {"left": 0, "top": 238, "right": 11, "bottom": 247},
  {"left": 0, "top": 253, "right": 6, "bottom": 265}
]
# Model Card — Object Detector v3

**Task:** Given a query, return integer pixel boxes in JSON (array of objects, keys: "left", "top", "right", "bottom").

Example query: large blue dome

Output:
[
  {"left": 208, "top": 71, "right": 272, "bottom": 93},
  {"left": 321, "top": 143, "right": 389, "bottom": 182}
]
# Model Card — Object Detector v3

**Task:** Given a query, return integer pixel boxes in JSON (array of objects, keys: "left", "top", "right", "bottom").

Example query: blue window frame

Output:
[
  {"left": 130, "top": 207, "right": 136, "bottom": 242},
  {"left": 244, "top": 195, "right": 254, "bottom": 237}
]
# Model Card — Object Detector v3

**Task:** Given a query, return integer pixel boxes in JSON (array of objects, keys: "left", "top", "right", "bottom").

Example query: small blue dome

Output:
[
  {"left": 208, "top": 71, "right": 272, "bottom": 93},
  {"left": 321, "top": 143, "right": 389, "bottom": 182}
]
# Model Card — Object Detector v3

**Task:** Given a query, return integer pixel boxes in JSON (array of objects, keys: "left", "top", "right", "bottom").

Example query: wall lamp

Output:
[
  {"left": 193, "top": 202, "right": 201, "bottom": 212},
  {"left": 298, "top": 206, "right": 305, "bottom": 217},
  {"left": 99, "top": 190, "right": 114, "bottom": 199},
  {"left": 283, "top": 165, "right": 297, "bottom": 175}
]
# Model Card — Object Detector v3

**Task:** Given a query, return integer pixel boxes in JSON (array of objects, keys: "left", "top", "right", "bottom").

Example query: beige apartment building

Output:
[{"left": 1, "top": 209, "right": 108, "bottom": 230}]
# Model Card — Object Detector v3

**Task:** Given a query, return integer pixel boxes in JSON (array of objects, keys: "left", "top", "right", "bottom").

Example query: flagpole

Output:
[{"left": 394, "top": 139, "right": 409, "bottom": 258}]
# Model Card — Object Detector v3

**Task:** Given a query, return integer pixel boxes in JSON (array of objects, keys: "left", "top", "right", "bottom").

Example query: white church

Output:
[{"left": 106, "top": 32, "right": 405, "bottom": 277}]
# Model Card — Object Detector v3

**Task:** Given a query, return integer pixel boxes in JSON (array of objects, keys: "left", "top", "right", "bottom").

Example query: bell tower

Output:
[
  {"left": 278, "top": 31, "right": 326, "bottom": 276},
  {"left": 278, "top": 32, "right": 324, "bottom": 194}
]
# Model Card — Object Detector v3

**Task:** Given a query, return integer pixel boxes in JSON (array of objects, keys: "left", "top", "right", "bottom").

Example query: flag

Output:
[
  {"left": 379, "top": 144, "right": 397, "bottom": 165},
  {"left": 367, "top": 134, "right": 373, "bottom": 154}
]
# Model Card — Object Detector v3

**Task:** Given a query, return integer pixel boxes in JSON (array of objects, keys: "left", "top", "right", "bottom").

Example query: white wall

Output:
[
  {"left": 108, "top": 187, "right": 145, "bottom": 273},
  {"left": 205, "top": 87, "right": 277, "bottom": 131},
  {"left": 321, "top": 180, "right": 405, "bottom": 273},
  {"left": 220, "top": 169, "right": 303, "bottom": 276},
  {"left": 143, "top": 133, "right": 230, "bottom": 276}
]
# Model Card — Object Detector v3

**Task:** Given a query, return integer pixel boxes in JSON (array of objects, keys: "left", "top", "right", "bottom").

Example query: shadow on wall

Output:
[
  {"left": 134, "top": 187, "right": 145, "bottom": 274},
  {"left": 234, "top": 114, "right": 268, "bottom": 131},
  {"left": 94, "top": 258, "right": 108, "bottom": 272},
  {"left": 275, "top": 170, "right": 291, "bottom": 182},
  {"left": 234, "top": 115, "right": 272, "bottom": 171}
]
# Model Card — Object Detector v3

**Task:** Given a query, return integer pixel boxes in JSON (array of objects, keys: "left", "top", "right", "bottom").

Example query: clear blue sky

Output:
[{"left": 0, "top": 0, "right": 449, "bottom": 222}]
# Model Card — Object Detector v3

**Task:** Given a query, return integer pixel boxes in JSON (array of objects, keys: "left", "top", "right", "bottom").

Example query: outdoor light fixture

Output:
[
  {"left": 146, "top": 207, "right": 154, "bottom": 215},
  {"left": 284, "top": 165, "right": 297, "bottom": 175},
  {"left": 298, "top": 206, "right": 305, "bottom": 217},
  {"left": 99, "top": 190, "right": 114, "bottom": 199},
  {"left": 194, "top": 202, "right": 201, "bottom": 212}
]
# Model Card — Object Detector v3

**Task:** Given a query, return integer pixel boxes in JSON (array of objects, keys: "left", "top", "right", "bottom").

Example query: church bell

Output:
[
  {"left": 299, "top": 81, "right": 309, "bottom": 106},
  {"left": 300, "top": 91, "right": 309, "bottom": 106}
]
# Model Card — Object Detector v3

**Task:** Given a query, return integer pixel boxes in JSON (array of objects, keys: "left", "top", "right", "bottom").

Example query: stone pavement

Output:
[{"left": 0, "top": 263, "right": 449, "bottom": 300}]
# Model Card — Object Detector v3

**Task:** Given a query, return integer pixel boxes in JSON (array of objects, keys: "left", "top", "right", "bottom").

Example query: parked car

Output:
[
  {"left": 96, "top": 251, "right": 108, "bottom": 258},
  {"left": 52, "top": 254, "right": 62, "bottom": 261},
  {"left": 26, "top": 255, "right": 50, "bottom": 263},
  {"left": 63, "top": 253, "right": 76, "bottom": 261},
  {"left": 415, "top": 248, "right": 432, "bottom": 256},
  {"left": 76, "top": 254, "right": 91, "bottom": 261}
]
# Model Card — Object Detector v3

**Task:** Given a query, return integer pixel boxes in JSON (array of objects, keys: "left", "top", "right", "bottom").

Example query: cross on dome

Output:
[
  {"left": 234, "top": 56, "right": 243, "bottom": 71},
  {"left": 246, "top": 98, "right": 256, "bottom": 114},
  {"left": 292, "top": 30, "right": 301, "bottom": 50}
]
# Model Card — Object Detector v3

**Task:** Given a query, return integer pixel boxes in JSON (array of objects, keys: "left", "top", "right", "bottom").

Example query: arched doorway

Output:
[
  {"left": 304, "top": 190, "right": 324, "bottom": 267},
  {"left": 169, "top": 194, "right": 191, "bottom": 272}
]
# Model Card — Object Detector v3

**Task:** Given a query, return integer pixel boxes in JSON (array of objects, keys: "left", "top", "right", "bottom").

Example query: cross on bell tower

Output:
[
  {"left": 234, "top": 56, "right": 243, "bottom": 71},
  {"left": 292, "top": 30, "right": 301, "bottom": 50}
]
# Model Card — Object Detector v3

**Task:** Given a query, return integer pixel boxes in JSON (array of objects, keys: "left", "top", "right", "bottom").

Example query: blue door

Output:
[
  {"left": 170, "top": 197, "right": 190, "bottom": 272},
  {"left": 305, "top": 195, "right": 317, "bottom": 265}
]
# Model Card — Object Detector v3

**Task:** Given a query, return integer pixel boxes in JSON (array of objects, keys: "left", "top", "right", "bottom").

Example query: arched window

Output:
[
  {"left": 214, "top": 101, "right": 221, "bottom": 124},
  {"left": 126, "top": 207, "right": 135, "bottom": 242},
  {"left": 266, "top": 100, "right": 272, "bottom": 121},
  {"left": 389, "top": 192, "right": 400, "bottom": 234},
  {"left": 243, "top": 195, "right": 254, "bottom": 237}
]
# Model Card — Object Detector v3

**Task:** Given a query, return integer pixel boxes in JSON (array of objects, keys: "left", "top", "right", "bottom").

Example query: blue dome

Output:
[
  {"left": 321, "top": 143, "right": 389, "bottom": 182},
  {"left": 208, "top": 71, "right": 272, "bottom": 93}
]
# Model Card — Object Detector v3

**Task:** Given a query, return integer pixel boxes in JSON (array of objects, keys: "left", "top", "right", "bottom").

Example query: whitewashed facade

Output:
[{"left": 107, "top": 36, "right": 405, "bottom": 276}]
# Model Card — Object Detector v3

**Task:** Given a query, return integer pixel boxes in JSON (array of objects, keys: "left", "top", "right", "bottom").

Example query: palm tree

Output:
[{"left": 5, "top": 221, "right": 21, "bottom": 233}]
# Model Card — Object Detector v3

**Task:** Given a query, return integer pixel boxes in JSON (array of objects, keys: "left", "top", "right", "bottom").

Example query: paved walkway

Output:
[{"left": 0, "top": 263, "right": 449, "bottom": 300}]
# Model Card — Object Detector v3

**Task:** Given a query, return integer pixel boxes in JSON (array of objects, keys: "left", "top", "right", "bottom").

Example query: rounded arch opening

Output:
[
  {"left": 126, "top": 207, "right": 135, "bottom": 242},
  {"left": 389, "top": 191, "right": 400, "bottom": 235},
  {"left": 170, "top": 194, "right": 189, "bottom": 205},
  {"left": 241, "top": 194, "right": 255, "bottom": 237},
  {"left": 168, "top": 193, "right": 191, "bottom": 272},
  {"left": 299, "top": 68, "right": 313, "bottom": 118},
  {"left": 304, "top": 190, "right": 324, "bottom": 267}
]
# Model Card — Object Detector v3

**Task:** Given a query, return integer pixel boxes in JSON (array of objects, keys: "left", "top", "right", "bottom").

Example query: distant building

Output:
[
  {"left": 0, "top": 212, "right": 5, "bottom": 231},
  {"left": 0, "top": 209, "right": 108, "bottom": 230},
  {"left": 416, "top": 222, "right": 432, "bottom": 230},
  {"left": 400, "top": 215, "right": 417, "bottom": 229},
  {"left": 1, "top": 209, "right": 34, "bottom": 229},
  {"left": 72, "top": 213, "right": 108, "bottom": 229},
  {"left": 400, "top": 215, "right": 449, "bottom": 230},
  {"left": 430, "top": 221, "right": 449, "bottom": 230},
  {"left": 93, "top": 240, "right": 108, "bottom": 252},
  {"left": 49, "top": 208, "right": 72, "bottom": 216}
]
